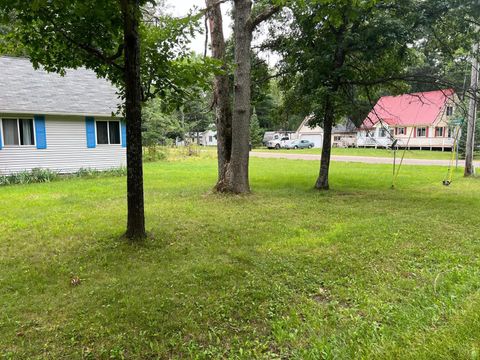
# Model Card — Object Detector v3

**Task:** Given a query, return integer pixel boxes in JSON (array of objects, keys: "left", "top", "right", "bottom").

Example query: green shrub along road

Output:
[{"left": 1, "top": 156, "right": 480, "bottom": 358}]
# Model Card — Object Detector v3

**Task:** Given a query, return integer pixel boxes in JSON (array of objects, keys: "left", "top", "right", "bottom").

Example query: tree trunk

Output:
[
  {"left": 121, "top": 0, "right": 146, "bottom": 240},
  {"left": 314, "top": 30, "right": 346, "bottom": 190},
  {"left": 206, "top": 0, "right": 233, "bottom": 191},
  {"left": 465, "top": 39, "right": 479, "bottom": 177},
  {"left": 228, "top": 0, "right": 253, "bottom": 194},
  {"left": 315, "top": 98, "right": 334, "bottom": 190}
]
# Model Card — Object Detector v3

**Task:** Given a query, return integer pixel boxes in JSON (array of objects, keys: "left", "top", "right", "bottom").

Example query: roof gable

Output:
[
  {"left": 362, "top": 89, "right": 454, "bottom": 128},
  {"left": 332, "top": 119, "right": 357, "bottom": 134},
  {"left": 0, "top": 56, "right": 121, "bottom": 117},
  {"left": 296, "top": 115, "right": 323, "bottom": 134}
]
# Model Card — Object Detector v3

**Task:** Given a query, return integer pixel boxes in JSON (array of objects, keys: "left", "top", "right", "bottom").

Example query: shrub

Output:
[
  {"left": 74, "top": 167, "right": 127, "bottom": 178},
  {"left": 184, "top": 143, "right": 200, "bottom": 157},
  {"left": 143, "top": 146, "right": 169, "bottom": 162},
  {"left": 0, "top": 167, "right": 126, "bottom": 186},
  {"left": 0, "top": 168, "right": 58, "bottom": 185}
]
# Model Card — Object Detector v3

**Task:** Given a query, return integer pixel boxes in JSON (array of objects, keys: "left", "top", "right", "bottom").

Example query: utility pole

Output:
[{"left": 465, "top": 37, "right": 479, "bottom": 177}]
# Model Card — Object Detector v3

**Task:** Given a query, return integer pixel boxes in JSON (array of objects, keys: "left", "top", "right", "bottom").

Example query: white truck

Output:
[{"left": 265, "top": 134, "right": 292, "bottom": 149}]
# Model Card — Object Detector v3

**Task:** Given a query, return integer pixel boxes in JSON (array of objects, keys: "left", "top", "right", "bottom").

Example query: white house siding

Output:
[
  {"left": 357, "top": 125, "right": 455, "bottom": 149},
  {"left": 0, "top": 115, "right": 126, "bottom": 175},
  {"left": 357, "top": 128, "right": 392, "bottom": 148},
  {"left": 200, "top": 130, "right": 217, "bottom": 146}
]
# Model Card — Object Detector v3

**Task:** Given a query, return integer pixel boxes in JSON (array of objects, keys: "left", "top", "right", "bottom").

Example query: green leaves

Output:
[
  {"left": 270, "top": 0, "right": 454, "bottom": 126},
  {"left": 0, "top": 0, "right": 218, "bottom": 114}
]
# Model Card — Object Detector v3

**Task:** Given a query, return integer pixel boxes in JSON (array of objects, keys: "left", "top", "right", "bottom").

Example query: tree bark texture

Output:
[
  {"left": 206, "top": 0, "right": 233, "bottom": 191},
  {"left": 315, "top": 31, "right": 346, "bottom": 190},
  {"left": 315, "top": 97, "right": 334, "bottom": 190},
  {"left": 465, "top": 40, "right": 479, "bottom": 177},
  {"left": 120, "top": 0, "right": 146, "bottom": 239},
  {"left": 228, "top": 0, "right": 253, "bottom": 193}
]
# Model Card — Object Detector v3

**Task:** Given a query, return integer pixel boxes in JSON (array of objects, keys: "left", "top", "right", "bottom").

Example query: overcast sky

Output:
[
  {"left": 166, "top": 0, "right": 278, "bottom": 65},
  {"left": 166, "top": 0, "right": 233, "bottom": 56}
]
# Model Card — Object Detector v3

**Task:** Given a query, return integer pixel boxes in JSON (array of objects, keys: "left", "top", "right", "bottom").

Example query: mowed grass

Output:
[
  {"left": 253, "top": 146, "right": 471, "bottom": 160},
  {"left": 1, "top": 156, "right": 480, "bottom": 359}
]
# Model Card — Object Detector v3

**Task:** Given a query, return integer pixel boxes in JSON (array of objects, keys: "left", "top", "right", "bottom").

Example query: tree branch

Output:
[
  {"left": 109, "top": 43, "right": 125, "bottom": 62},
  {"left": 49, "top": 19, "right": 125, "bottom": 71},
  {"left": 248, "top": 4, "right": 282, "bottom": 31}
]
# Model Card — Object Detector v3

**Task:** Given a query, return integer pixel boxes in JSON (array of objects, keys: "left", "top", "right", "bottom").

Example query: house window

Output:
[
  {"left": 1, "top": 118, "right": 35, "bottom": 146},
  {"left": 209, "top": 136, "right": 213, "bottom": 142},
  {"left": 397, "top": 127, "right": 406, "bottom": 135},
  {"left": 417, "top": 127, "right": 426, "bottom": 137},
  {"left": 379, "top": 128, "right": 387, "bottom": 137},
  {"left": 435, "top": 127, "right": 444, "bottom": 137},
  {"left": 96, "top": 121, "right": 120, "bottom": 145},
  {"left": 446, "top": 106, "right": 453, "bottom": 116},
  {"left": 334, "top": 136, "right": 341, "bottom": 141}
]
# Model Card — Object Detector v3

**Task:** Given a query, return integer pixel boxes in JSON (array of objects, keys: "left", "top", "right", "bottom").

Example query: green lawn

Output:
[
  {"left": 253, "top": 147, "right": 469, "bottom": 160},
  {"left": 1, "top": 156, "right": 480, "bottom": 359}
]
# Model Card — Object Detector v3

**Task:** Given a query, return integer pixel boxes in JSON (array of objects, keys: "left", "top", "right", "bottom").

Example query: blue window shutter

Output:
[
  {"left": 0, "top": 121, "right": 3, "bottom": 150},
  {"left": 121, "top": 121, "right": 127, "bottom": 148},
  {"left": 85, "top": 117, "right": 96, "bottom": 148},
  {"left": 34, "top": 115, "right": 47, "bottom": 149}
]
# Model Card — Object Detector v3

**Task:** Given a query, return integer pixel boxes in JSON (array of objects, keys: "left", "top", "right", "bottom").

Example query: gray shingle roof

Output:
[
  {"left": 0, "top": 56, "right": 121, "bottom": 116},
  {"left": 332, "top": 119, "right": 358, "bottom": 134}
]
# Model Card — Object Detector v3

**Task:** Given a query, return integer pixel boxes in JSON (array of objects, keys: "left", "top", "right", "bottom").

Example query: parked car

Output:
[
  {"left": 285, "top": 139, "right": 314, "bottom": 149},
  {"left": 266, "top": 136, "right": 291, "bottom": 149}
]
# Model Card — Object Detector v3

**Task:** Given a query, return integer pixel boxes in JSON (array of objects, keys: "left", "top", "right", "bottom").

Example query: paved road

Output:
[{"left": 250, "top": 151, "right": 480, "bottom": 167}]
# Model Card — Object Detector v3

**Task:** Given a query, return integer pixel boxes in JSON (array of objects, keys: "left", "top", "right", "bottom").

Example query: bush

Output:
[
  {"left": 0, "top": 167, "right": 126, "bottom": 186},
  {"left": 184, "top": 143, "right": 200, "bottom": 157},
  {"left": 143, "top": 146, "right": 169, "bottom": 162},
  {"left": 0, "top": 168, "right": 58, "bottom": 185},
  {"left": 75, "top": 167, "right": 127, "bottom": 178}
]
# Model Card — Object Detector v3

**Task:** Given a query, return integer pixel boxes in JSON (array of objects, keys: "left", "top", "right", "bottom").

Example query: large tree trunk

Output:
[
  {"left": 205, "top": 0, "right": 233, "bottom": 191},
  {"left": 315, "top": 98, "right": 334, "bottom": 190},
  {"left": 121, "top": 0, "right": 146, "bottom": 240},
  {"left": 228, "top": 0, "right": 253, "bottom": 194}
]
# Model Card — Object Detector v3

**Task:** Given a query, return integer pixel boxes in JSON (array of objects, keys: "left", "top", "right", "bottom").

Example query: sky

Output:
[
  {"left": 165, "top": 0, "right": 278, "bottom": 65},
  {"left": 166, "top": 0, "right": 233, "bottom": 56}
]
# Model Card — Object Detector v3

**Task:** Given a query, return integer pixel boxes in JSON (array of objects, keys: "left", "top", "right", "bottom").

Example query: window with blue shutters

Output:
[
  {"left": 0, "top": 117, "right": 36, "bottom": 146},
  {"left": 86, "top": 118, "right": 124, "bottom": 147},
  {"left": 96, "top": 121, "right": 121, "bottom": 145}
]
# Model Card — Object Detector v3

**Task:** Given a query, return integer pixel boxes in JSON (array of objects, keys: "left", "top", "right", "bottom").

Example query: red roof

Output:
[{"left": 362, "top": 89, "right": 455, "bottom": 128}]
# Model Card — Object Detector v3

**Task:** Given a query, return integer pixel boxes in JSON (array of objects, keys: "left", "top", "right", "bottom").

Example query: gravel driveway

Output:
[{"left": 250, "top": 151, "right": 480, "bottom": 167}]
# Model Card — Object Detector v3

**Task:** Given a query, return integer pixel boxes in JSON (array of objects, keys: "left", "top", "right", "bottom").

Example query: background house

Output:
[
  {"left": 357, "top": 89, "right": 458, "bottom": 150},
  {"left": 0, "top": 56, "right": 125, "bottom": 175},
  {"left": 200, "top": 129, "right": 217, "bottom": 146},
  {"left": 332, "top": 119, "right": 358, "bottom": 147},
  {"left": 183, "top": 128, "right": 217, "bottom": 146},
  {"left": 295, "top": 116, "right": 324, "bottom": 147}
]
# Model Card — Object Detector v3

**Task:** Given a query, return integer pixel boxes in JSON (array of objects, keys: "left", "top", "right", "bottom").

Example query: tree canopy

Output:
[{"left": 0, "top": 0, "right": 216, "bottom": 105}]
